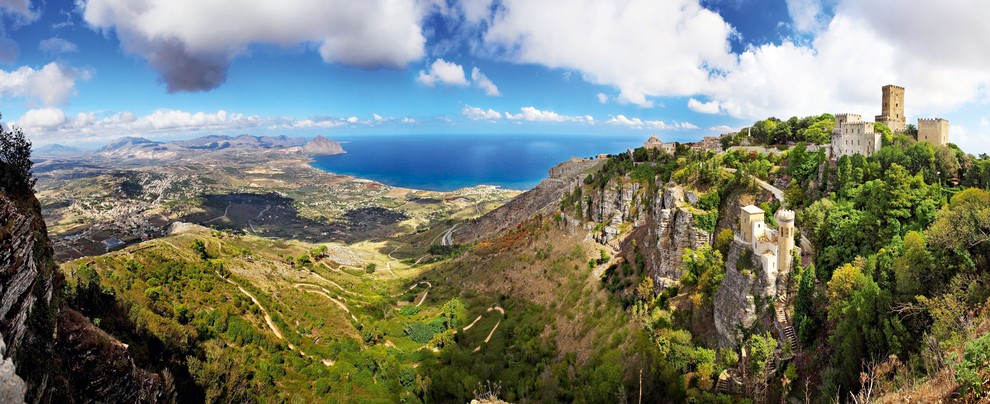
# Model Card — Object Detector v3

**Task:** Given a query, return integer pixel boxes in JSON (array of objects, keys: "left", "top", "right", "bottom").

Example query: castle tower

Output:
[
  {"left": 917, "top": 118, "right": 949, "bottom": 146},
  {"left": 875, "top": 85, "right": 906, "bottom": 133},
  {"left": 775, "top": 210, "right": 796, "bottom": 277},
  {"left": 739, "top": 205, "right": 765, "bottom": 244}
]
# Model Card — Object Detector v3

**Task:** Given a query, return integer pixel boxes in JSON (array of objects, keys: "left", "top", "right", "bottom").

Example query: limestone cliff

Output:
[
  {"left": 712, "top": 239, "right": 774, "bottom": 347},
  {"left": 589, "top": 178, "right": 645, "bottom": 244},
  {"left": 457, "top": 158, "right": 600, "bottom": 243},
  {"left": 646, "top": 184, "right": 711, "bottom": 288},
  {"left": 0, "top": 193, "right": 60, "bottom": 401},
  {"left": 1, "top": 192, "right": 169, "bottom": 402}
]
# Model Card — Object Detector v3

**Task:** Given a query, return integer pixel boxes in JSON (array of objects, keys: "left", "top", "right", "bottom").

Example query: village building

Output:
[{"left": 642, "top": 135, "right": 677, "bottom": 154}]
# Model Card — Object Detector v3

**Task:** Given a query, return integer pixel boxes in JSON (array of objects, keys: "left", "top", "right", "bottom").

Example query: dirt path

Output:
[
  {"left": 462, "top": 306, "right": 505, "bottom": 353},
  {"left": 219, "top": 274, "right": 286, "bottom": 340},
  {"left": 310, "top": 272, "right": 369, "bottom": 298},
  {"left": 294, "top": 283, "right": 360, "bottom": 323},
  {"left": 204, "top": 201, "right": 232, "bottom": 224}
]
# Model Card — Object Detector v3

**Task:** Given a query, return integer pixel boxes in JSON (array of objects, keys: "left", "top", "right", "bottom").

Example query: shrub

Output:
[
  {"left": 956, "top": 333, "right": 990, "bottom": 399},
  {"left": 365, "top": 263, "right": 376, "bottom": 273}
]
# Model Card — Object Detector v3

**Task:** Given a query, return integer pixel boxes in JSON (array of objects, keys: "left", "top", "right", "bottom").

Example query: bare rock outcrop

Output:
[
  {"left": 456, "top": 158, "right": 600, "bottom": 243},
  {"left": 713, "top": 239, "right": 774, "bottom": 347},
  {"left": 2, "top": 192, "right": 169, "bottom": 402},
  {"left": 0, "top": 194, "right": 59, "bottom": 400},
  {"left": 56, "top": 309, "right": 171, "bottom": 402},
  {"left": 649, "top": 184, "right": 711, "bottom": 288}
]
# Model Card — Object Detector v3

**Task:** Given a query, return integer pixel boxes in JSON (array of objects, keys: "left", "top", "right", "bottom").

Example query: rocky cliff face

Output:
[
  {"left": 0, "top": 193, "right": 59, "bottom": 400},
  {"left": 713, "top": 239, "right": 773, "bottom": 347},
  {"left": 1, "top": 192, "right": 169, "bottom": 402},
  {"left": 590, "top": 178, "right": 644, "bottom": 244},
  {"left": 648, "top": 185, "right": 711, "bottom": 288},
  {"left": 457, "top": 158, "right": 600, "bottom": 243}
]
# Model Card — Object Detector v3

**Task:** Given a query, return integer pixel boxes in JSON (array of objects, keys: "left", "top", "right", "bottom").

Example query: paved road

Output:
[{"left": 441, "top": 224, "right": 460, "bottom": 246}]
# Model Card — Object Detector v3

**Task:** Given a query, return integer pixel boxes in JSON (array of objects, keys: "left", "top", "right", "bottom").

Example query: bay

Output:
[{"left": 309, "top": 134, "right": 652, "bottom": 191}]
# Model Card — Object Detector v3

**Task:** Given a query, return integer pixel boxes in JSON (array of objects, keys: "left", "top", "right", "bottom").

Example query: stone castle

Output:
[
  {"left": 738, "top": 205, "right": 796, "bottom": 290},
  {"left": 712, "top": 205, "right": 798, "bottom": 346},
  {"left": 831, "top": 85, "right": 950, "bottom": 161},
  {"left": 831, "top": 113, "right": 881, "bottom": 159}
]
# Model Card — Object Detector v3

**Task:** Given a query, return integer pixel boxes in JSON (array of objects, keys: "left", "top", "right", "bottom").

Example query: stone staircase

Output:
[{"left": 775, "top": 294, "right": 799, "bottom": 352}]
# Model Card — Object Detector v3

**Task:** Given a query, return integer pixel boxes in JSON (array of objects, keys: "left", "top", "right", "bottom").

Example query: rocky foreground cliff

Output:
[{"left": 0, "top": 191, "right": 170, "bottom": 402}]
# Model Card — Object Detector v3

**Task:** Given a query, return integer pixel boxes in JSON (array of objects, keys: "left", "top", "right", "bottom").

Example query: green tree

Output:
[
  {"left": 892, "top": 231, "right": 931, "bottom": 298},
  {"left": 714, "top": 228, "right": 734, "bottom": 258},
  {"left": 0, "top": 114, "right": 36, "bottom": 195},
  {"left": 794, "top": 264, "right": 818, "bottom": 344},
  {"left": 191, "top": 239, "right": 209, "bottom": 260}
]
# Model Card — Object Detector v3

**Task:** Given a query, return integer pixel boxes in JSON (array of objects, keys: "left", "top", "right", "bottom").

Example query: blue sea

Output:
[{"left": 309, "top": 134, "right": 653, "bottom": 191}]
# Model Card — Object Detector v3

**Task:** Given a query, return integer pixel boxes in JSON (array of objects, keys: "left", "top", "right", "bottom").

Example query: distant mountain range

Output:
[
  {"left": 33, "top": 144, "right": 83, "bottom": 156},
  {"left": 92, "top": 134, "right": 343, "bottom": 159}
]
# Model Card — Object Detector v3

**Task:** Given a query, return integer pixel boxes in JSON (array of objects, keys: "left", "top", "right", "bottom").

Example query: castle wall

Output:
[
  {"left": 832, "top": 117, "right": 880, "bottom": 159},
  {"left": 918, "top": 118, "right": 949, "bottom": 146}
]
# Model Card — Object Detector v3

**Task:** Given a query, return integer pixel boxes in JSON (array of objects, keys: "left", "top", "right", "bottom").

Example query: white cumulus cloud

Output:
[
  {"left": 688, "top": 98, "right": 721, "bottom": 114},
  {"left": 0, "top": 62, "right": 88, "bottom": 106},
  {"left": 417, "top": 58, "right": 468, "bottom": 87},
  {"left": 462, "top": 105, "right": 502, "bottom": 120},
  {"left": 471, "top": 67, "right": 500, "bottom": 96},
  {"left": 18, "top": 107, "right": 66, "bottom": 128},
  {"left": 505, "top": 106, "right": 593, "bottom": 123},
  {"left": 607, "top": 114, "right": 697, "bottom": 130},
  {"left": 482, "top": 0, "right": 735, "bottom": 107},
  {"left": 596, "top": 93, "right": 608, "bottom": 104},
  {"left": 82, "top": 0, "right": 426, "bottom": 92}
]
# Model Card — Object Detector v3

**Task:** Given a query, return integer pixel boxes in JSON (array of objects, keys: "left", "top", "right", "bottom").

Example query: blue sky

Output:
[{"left": 1, "top": 0, "right": 989, "bottom": 154}]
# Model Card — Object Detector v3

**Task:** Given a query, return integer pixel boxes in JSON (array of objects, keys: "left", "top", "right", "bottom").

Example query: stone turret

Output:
[{"left": 775, "top": 210, "right": 795, "bottom": 277}]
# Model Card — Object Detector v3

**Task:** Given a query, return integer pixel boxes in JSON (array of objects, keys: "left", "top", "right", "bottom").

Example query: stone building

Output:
[
  {"left": 831, "top": 113, "right": 881, "bottom": 160},
  {"left": 713, "top": 205, "right": 798, "bottom": 346},
  {"left": 738, "top": 205, "right": 796, "bottom": 285},
  {"left": 690, "top": 136, "right": 722, "bottom": 152},
  {"left": 642, "top": 135, "right": 676, "bottom": 155},
  {"left": 917, "top": 118, "right": 949, "bottom": 146},
  {"left": 875, "top": 84, "right": 906, "bottom": 133}
]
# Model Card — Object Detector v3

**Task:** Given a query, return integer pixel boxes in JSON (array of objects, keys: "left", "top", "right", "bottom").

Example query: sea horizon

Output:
[{"left": 310, "top": 133, "right": 666, "bottom": 191}]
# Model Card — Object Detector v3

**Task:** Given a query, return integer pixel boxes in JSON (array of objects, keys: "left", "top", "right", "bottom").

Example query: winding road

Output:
[
  {"left": 217, "top": 272, "right": 332, "bottom": 365},
  {"left": 461, "top": 306, "right": 505, "bottom": 353},
  {"left": 204, "top": 201, "right": 232, "bottom": 224},
  {"left": 293, "top": 283, "right": 360, "bottom": 323}
]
